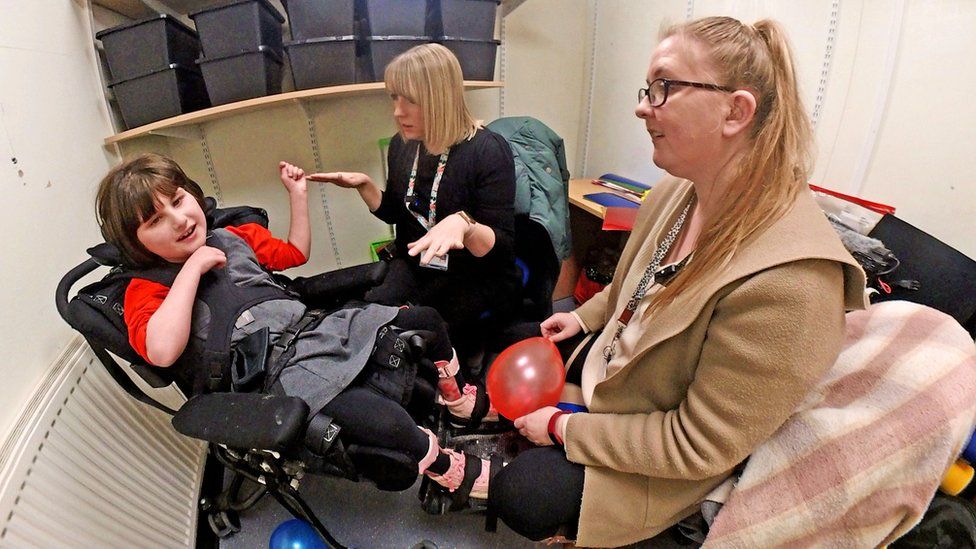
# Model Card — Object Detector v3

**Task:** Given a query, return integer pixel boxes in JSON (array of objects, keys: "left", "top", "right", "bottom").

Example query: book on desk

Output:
[
  {"left": 582, "top": 173, "right": 652, "bottom": 208},
  {"left": 581, "top": 173, "right": 653, "bottom": 231}
]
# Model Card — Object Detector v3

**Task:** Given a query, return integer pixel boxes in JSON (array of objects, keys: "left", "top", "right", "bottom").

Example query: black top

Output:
[{"left": 372, "top": 128, "right": 519, "bottom": 293}]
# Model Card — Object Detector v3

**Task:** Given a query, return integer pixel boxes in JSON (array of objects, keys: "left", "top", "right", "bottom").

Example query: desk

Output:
[
  {"left": 554, "top": 178, "right": 633, "bottom": 299},
  {"left": 568, "top": 178, "right": 607, "bottom": 219}
]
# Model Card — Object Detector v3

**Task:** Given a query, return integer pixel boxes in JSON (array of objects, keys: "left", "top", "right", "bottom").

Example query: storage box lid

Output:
[
  {"left": 284, "top": 35, "right": 358, "bottom": 46},
  {"left": 365, "top": 35, "right": 431, "bottom": 42},
  {"left": 196, "top": 44, "right": 283, "bottom": 64},
  {"left": 188, "top": 0, "right": 285, "bottom": 24},
  {"left": 437, "top": 36, "right": 501, "bottom": 45},
  {"left": 107, "top": 62, "right": 202, "bottom": 87},
  {"left": 95, "top": 13, "right": 197, "bottom": 41}
]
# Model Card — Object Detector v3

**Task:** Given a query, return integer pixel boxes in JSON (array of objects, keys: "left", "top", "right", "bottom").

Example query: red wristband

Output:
[{"left": 547, "top": 410, "right": 567, "bottom": 446}]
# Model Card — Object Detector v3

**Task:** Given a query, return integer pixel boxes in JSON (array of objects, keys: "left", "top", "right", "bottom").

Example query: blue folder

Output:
[{"left": 583, "top": 192, "right": 640, "bottom": 209}]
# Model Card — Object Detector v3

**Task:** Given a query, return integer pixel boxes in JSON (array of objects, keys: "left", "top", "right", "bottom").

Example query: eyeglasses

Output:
[{"left": 638, "top": 78, "right": 735, "bottom": 107}]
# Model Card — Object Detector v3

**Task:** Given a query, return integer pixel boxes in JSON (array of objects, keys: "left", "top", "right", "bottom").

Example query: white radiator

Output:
[{"left": 0, "top": 337, "right": 206, "bottom": 548}]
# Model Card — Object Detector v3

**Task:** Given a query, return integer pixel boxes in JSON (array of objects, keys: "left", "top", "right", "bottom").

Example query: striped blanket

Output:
[{"left": 704, "top": 301, "right": 976, "bottom": 547}]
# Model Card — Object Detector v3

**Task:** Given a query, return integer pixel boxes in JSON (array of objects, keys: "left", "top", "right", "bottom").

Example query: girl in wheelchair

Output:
[{"left": 94, "top": 153, "right": 492, "bottom": 501}]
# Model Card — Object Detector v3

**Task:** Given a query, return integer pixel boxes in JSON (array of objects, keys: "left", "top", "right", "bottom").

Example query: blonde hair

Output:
[
  {"left": 384, "top": 43, "right": 479, "bottom": 154},
  {"left": 649, "top": 16, "right": 813, "bottom": 314},
  {"left": 96, "top": 153, "right": 206, "bottom": 268}
]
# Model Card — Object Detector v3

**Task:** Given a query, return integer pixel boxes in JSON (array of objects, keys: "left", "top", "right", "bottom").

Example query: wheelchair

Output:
[{"left": 54, "top": 201, "right": 505, "bottom": 547}]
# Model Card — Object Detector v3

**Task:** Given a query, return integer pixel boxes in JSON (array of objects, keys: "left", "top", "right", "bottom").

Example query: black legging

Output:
[
  {"left": 318, "top": 305, "right": 455, "bottom": 464},
  {"left": 319, "top": 387, "right": 429, "bottom": 461},
  {"left": 489, "top": 446, "right": 585, "bottom": 541}
]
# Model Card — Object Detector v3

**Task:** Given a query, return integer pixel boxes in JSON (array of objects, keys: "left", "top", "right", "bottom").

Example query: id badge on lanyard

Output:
[{"left": 404, "top": 144, "right": 451, "bottom": 270}]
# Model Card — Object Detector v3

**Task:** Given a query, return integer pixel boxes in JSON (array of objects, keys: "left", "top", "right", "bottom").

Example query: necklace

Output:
[{"left": 602, "top": 199, "right": 693, "bottom": 363}]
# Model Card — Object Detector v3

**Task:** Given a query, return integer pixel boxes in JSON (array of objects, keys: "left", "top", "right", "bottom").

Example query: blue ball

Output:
[{"left": 269, "top": 519, "right": 327, "bottom": 549}]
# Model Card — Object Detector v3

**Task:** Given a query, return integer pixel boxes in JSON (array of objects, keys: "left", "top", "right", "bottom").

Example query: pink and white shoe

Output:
[
  {"left": 441, "top": 383, "right": 500, "bottom": 425},
  {"left": 435, "top": 351, "right": 499, "bottom": 426},
  {"left": 425, "top": 448, "right": 491, "bottom": 500}
]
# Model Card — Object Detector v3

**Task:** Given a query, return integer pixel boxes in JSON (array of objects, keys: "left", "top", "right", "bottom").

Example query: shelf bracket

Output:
[
  {"left": 298, "top": 99, "right": 343, "bottom": 268},
  {"left": 197, "top": 125, "right": 224, "bottom": 205}
]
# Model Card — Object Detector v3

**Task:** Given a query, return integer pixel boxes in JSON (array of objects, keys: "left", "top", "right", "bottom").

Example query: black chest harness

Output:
[{"left": 131, "top": 230, "right": 293, "bottom": 396}]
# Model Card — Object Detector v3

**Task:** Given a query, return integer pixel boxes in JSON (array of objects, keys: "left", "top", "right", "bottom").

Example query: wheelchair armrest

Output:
[
  {"left": 287, "top": 261, "right": 389, "bottom": 308},
  {"left": 172, "top": 393, "right": 309, "bottom": 453}
]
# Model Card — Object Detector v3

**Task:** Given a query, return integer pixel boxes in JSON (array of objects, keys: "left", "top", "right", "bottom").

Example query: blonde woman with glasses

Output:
[{"left": 489, "top": 16, "right": 867, "bottom": 546}]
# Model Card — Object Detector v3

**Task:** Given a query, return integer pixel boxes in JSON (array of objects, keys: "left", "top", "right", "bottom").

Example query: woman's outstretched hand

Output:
[
  {"left": 407, "top": 213, "right": 470, "bottom": 265},
  {"left": 514, "top": 406, "right": 562, "bottom": 446},
  {"left": 306, "top": 171, "right": 371, "bottom": 189},
  {"left": 540, "top": 312, "right": 582, "bottom": 342}
]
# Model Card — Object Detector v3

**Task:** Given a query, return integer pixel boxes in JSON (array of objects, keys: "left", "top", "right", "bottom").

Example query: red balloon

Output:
[{"left": 486, "top": 337, "right": 565, "bottom": 420}]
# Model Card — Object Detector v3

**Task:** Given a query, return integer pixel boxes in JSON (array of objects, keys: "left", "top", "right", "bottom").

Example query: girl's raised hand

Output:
[{"left": 278, "top": 161, "right": 308, "bottom": 195}]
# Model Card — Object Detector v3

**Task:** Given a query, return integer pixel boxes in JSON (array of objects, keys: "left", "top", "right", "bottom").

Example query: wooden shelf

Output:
[
  {"left": 104, "top": 80, "right": 504, "bottom": 145},
  {"left": 92, "top": 0, "right": 156, "bottom": 19}
]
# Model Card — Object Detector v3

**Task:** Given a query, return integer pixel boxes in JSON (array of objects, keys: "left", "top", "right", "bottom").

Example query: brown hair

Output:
[
  {"left": 650, "top": 16, "right": 813, "bottom": 313},
  {"left": 95, "top": 153, "right": 206, "bottom": 268},
  {"left": 384, "top": 43, "right": 479, "bottom": 154}
]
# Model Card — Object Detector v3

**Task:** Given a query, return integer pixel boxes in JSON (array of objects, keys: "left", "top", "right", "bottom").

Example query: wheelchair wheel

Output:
[
  {"left": 421, "top": 488, "right": 451, "bottom": 515},
  {"left": 207, "top": 508, "right": 241, "bottom": 538},
  {"left": 418, "top": 476, "right": 451, "bottom": 515}
]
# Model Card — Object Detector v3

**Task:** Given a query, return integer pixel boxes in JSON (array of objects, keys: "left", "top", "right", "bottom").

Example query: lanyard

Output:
[
  {"left": 404, "top": 144, "right": 450, "bottom": 231},
  {"left": 602, "top": 199, "right": 693, "bottom": 363}
]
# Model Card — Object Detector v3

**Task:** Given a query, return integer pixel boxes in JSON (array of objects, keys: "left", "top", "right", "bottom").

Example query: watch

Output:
[{"left": 456, "top": 210, "right": 476, "bottom": 228}]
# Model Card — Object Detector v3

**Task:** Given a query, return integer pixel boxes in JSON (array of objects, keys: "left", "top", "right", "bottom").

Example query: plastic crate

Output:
[
  {"left": 430, "top": 0, "right": 498, "bottom": 40},
  {"left": 189, "top": 0, "right": 285, "bottom": 58},
  {"left": 363, "top": 0, "right": 428, "bottom": 36},
  {"left": 437, "top": 37, "right": 498, "bottom": 80},
  {"left": 95, "top": 14, "right": 201, "bottom": 82},
  {"left": 197, "top": 45, "right": 283, "bottom": 106},
  {"left": 286, "top": 36, "right": 366, "bottom": 88},
  {"left": 282, "top": 0, "right": 357, "bottom": 40},
  {"left": 366, "top": 36, "right": 430, "bottom": 82},
  {"left": 108, "top": 64, "right": 210, "bottom": 129}
]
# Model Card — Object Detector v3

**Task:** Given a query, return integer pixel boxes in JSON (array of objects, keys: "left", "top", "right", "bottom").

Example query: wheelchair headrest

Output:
[{"left": 87, "top": 242, "right": 122, "bottom": 266}]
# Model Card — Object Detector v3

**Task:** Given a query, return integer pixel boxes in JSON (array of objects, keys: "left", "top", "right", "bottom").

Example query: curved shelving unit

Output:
[{"left": 105, "top": 80, "right": 504, "bottom": 144}]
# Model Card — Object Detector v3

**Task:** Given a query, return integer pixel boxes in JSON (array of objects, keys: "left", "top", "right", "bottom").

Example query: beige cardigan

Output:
[{"left": 566, "top": 177, "right": 867, "bottom": 547}]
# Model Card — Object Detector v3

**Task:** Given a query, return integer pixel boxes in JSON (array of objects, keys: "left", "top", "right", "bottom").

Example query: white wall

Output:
[
  {"left": 582, "top": 0, "right": 975, "bottom": 258},
  {"left": 0, "top": 1, "right": 118, "bottom": 441}
]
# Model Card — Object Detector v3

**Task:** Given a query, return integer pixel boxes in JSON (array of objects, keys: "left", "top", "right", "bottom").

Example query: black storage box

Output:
[
  {"left": 437, "top": 37, "right": 498, "bottom": 80},
  {"left": 189, "top": 0, "right": 285, "bottom": 58},
  {"left": 429, "top": 0, "right": 498, "bottom": 40},
  {"left": 363, "top": 0, "right": 428, "bottom": 36},
  {"left": 366, "top": 36, "right": 430, "bottom": 82},
  {"left": 108, "top": 64, "right": 211, "bottom": 129},
  {"left": 197, "top": 45, "right": 283, "bottom": 106},
  {"left": 95, "top": 14, "right": 201, "bottom": 82},
  {"left": 282, "top": 0, "right": 357, "bottom": 40},
  {"left": 286, "top": 36, "right": 366, "bottom": 88}
]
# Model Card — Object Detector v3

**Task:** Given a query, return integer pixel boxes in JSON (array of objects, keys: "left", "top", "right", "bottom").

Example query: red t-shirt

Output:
[{"left": 125, "top": 224, "right": 306, "bottom": 364}]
